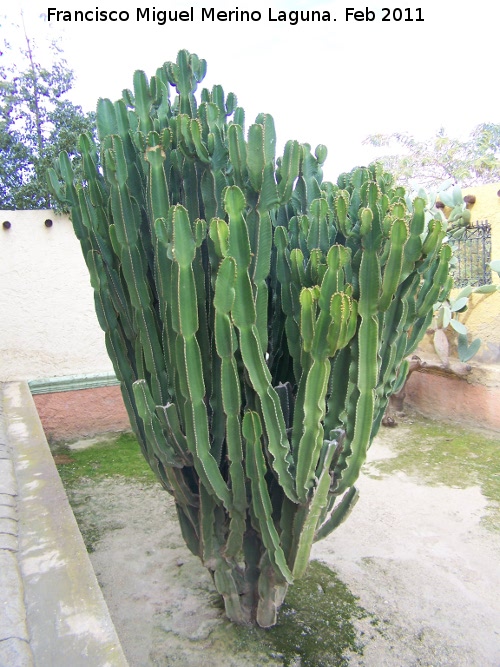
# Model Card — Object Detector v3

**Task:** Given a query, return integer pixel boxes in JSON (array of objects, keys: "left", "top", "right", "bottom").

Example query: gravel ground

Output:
[{"left": 66, "top": 428, "right": 500, "bottom": 667}]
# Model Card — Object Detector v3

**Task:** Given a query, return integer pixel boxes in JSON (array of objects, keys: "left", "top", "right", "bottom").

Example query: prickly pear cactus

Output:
[{"left": 49, "top": 50, "right": 452, "bottom": 628}]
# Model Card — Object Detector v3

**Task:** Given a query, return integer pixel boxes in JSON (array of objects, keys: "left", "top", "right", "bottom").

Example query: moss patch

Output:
[
  {"left": 371, "top": 416, "right": 500, "bottom": 530},
  {"left": 228, "top": 560, "right": 371, "bottom": 667},
  {"left": 53, "top": 433, "right": 158, "bottom": 551},
  {"left": 52, "top": 432, "right": 157, "bottom": 487}
]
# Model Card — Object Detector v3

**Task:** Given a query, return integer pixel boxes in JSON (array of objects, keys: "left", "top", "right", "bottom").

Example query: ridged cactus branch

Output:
[{"left": 48, "top": 50, "right": 452, "bottom": 628}]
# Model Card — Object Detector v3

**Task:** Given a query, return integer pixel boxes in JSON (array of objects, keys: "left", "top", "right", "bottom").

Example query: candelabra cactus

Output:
[{"left": 48, "top": 50, "right": 452, "bottom": 628}]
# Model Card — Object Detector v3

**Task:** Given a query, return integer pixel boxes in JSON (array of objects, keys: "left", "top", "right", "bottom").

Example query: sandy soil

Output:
[{"left": 67, "top": 430, "right": 500, "bottom": 667}]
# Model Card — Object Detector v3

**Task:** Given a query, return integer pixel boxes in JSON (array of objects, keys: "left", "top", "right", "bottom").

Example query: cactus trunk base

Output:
[{"left": 207, "top": 526, "right": 289, "bottom": 628}]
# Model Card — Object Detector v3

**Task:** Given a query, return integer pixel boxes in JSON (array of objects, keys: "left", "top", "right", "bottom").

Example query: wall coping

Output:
[{"left": 29, "top": 372, "right": 119, "bottom": 395}]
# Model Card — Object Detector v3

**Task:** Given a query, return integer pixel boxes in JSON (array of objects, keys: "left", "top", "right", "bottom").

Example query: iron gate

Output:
[{"left": 451, "top": 220, "right": 491, "bottom": 288}]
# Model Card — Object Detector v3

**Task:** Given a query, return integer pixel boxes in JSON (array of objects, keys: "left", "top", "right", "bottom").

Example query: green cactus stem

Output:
[{"left": 48, "top": 50, "right": 452, "bottom": 628}]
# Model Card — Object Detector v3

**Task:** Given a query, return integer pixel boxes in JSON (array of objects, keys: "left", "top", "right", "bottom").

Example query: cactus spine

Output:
[{"left": 49, "top": 50, "right": 452, "bottom": 628}]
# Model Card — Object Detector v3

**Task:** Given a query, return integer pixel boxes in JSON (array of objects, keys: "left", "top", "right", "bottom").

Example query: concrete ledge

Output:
[
  {"left": 1, "top": 381, "right": 128, "bottom": 667},
  {"left": 0, "top": 387, "right": 33, "bottom": 667}
]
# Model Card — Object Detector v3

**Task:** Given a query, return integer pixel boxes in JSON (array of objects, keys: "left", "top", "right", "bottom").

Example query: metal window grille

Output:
[{"left": 451, "top": 220, "right": 492, "bottom": 288}]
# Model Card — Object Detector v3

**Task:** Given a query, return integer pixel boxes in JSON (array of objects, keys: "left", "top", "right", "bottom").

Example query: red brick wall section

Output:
[
  {"left": 405, "top": 371, "right": 500, "bottom": 432},
  {"left": 33, "top": 385, "right": 131, "bottom": 442}
]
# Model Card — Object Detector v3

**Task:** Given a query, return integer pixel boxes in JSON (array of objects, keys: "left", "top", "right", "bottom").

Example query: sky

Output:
[{"left": 3, "top": 0, "right": 500, "bottom": 180}]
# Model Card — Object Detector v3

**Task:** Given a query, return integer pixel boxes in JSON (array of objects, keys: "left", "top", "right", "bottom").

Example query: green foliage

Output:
[
  {"left": 364, "top": 124, "right": 500, "bottom": 189},
  {"left": 0, "top": 16, "right": 95, "bottom": 209},
  {"left": 431, "top": 269, "right": 500, "bottom": 365},
  {"left": 49, "top": 50, "right": 452, "bottom": 627}
]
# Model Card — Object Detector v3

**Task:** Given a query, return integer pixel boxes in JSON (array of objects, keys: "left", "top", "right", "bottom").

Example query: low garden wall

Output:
[
  {"left": 28, "top": 366, "right": 500, "bottom": 442},
  {"left": 30, "top": 375, "right": 129, "bottom": 442},
  {"left": 405, "top": 363, "right": 500, "bottom": 432}
]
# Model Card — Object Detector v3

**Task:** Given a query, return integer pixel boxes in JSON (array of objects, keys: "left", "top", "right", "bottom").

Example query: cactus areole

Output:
[{"left": 49, "top": 50, "right": 452, "bottom": 628}]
